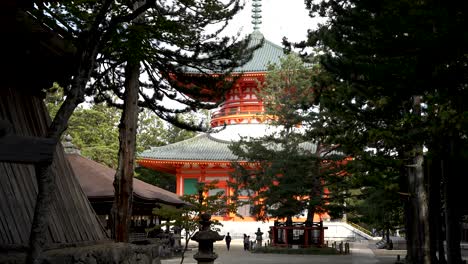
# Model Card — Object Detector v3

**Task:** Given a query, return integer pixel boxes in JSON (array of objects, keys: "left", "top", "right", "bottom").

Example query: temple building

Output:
[
  {"left": 137, "top": 1, "right": 330, "bottom": 240},
  {"left": 63, "top": 135, "right": 186, "bottom": 240}
]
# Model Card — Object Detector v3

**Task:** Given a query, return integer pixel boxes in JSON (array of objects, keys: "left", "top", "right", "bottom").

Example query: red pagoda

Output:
[{"left": 138, "top": 0, "right": 329, "bottom": 243}]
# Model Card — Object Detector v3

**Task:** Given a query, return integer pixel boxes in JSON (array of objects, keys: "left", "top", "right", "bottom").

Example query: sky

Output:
[{"left": 222, "top": 0, "right": 321, "bottom": 46}]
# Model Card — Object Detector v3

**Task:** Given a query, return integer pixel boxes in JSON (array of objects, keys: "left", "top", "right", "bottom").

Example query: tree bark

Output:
[
  {"left": 306, "top": 144, "right": 324, "bottom": 224},
  {"left": 428, "top": 157, "right": 444, "bottom": 263},
  {"left": 27, "top": 162, "right": 56, "bottom": 264},
  {"left": 404, "top": 198, "right": 414, "bottom": 263},
  {"left": 406, "top": 95, "right": 431, "bottom": 264},
  {"left": 111, "top": 61, "right": 139, "bottom": 242},
  {"left": 443, "top": 144, "right": 462, "bottom": 264}
]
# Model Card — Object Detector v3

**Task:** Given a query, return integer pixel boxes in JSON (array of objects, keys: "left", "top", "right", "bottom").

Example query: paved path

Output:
[{"left": 161, "top": 240, "right": 403, "bottom": 264}]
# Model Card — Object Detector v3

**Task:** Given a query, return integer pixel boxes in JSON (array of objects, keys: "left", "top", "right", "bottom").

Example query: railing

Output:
[
  {"left": 211, "top": 110, "right": 263, "bottom": 119},
  {"left": 346, "top": 221, "right": 373, "bottom": 237}
]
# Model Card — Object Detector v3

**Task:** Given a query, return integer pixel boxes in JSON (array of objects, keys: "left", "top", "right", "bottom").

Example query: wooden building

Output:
[
  {"left": 0, "top": 1, "right": 107, "bottom": 251},
  {"left": 63, "top": 137, "right": 186, "bottom": 235}
]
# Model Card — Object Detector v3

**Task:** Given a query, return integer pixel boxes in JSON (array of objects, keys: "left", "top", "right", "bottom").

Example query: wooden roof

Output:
[
  {"left": 0, "top": 89, "right": 108, "bottom": 248},
  {"left": 2, "top": 9, "right": 75, "bottom": 96},
  {"left": 0, "top": 3, "right": 106, "bottom": 248},
  {"left": 66, "top": 153, "right": 185, "bottom": 206}
]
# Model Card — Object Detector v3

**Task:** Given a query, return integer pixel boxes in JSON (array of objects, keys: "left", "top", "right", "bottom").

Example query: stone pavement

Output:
[{"left": 161, "top": 240, "right": 403, "bottom": 264}]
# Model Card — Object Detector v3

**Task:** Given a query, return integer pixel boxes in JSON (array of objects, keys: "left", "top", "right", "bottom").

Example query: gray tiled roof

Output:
[
  {"left": 231, "top": 30, "right": 285, "bottom": 72},
  {"left": 139, "top": 133, "right": 238, "bottom": 161},
  {"left": 138, "top": 133, "right": 342, "bottom": 162},
  {"left": 184, "top": 30, "right": 285, "bottom": 74}
]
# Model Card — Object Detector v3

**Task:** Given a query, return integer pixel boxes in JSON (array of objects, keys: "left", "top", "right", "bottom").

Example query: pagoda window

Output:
[{"left": 183, "top": 178, "right": 198, "bottom": 195}]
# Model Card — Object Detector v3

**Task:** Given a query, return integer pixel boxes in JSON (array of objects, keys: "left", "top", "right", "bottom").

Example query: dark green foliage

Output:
[{"left": 297, "top": 0, "right": 468, "bottom": 262}]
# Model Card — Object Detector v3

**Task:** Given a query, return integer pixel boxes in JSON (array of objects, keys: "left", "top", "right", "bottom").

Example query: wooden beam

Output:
[{"left": 0, "top": 135, "right": 56, "bottom": 163}]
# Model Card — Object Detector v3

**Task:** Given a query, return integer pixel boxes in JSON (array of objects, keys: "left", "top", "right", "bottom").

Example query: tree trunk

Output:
[
  {"left": 428, "top": 157, "right": 443, "bottom": 263},
  {"left": 406, "top": 95, "right": 431, "bottom": 263},
  {"left": 443, "top": 148, "right": 462, "bottom": 264},
  {"left": 27, "top": 162, "right": 56, "bottom": 264},
  {"left": 111, "top": 61, "right": 139, "bottom": 242},
  {"left": 306, "top": 146, "right": 324, "bottom": 224},
  {"left": 404, "top": 199, "right": 415, "bottom": 263}
]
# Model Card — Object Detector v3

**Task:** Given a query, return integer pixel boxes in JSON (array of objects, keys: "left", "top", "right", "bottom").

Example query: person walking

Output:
[
  {"left": 244, "top": 234, "right": 250, "bottom": 251},
  {"left": 225, "top": 232, "right": 232, "bottom": 251},
  {"left": 243, "top": 234, "right": 248, "bottom": 251}
]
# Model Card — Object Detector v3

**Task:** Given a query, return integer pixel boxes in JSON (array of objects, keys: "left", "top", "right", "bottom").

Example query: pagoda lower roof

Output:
[
  {"left": 139, "top": 133, "right": 238, "bottom": 162},
  {"left": 137, "top": 124, "right": 344, "bottom": 163}
]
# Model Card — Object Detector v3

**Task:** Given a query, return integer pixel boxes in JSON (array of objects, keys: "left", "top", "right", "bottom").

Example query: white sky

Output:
[{"left": 222, "top": 0, "right": 321, "bottom": 46}]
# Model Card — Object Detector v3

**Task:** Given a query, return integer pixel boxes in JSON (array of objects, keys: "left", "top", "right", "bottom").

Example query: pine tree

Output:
[{"left": 300, "top": 0, "right": 468, "bottom": 262}]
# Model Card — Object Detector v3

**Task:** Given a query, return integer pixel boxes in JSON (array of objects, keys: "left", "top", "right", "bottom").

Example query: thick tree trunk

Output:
[
  {"left": 111, "top": 61, "right": 139, "bottom": 242},
  {"left": 428, "top": 156, "right": 445, "bottom": 263},
  {"left": 306, "top": 146, "right": 324, "bottom": 224},
  {"left": 406, "top": 95, "right": 431, "bottom": 264},
  {"left": 407, "top": 151, "right": 431, "bottom": 263},
  {"left": 404, "top": 199, "right": 415, "bottom": 263},
  {"left": 443, "top": 149, "right": 462, "bottom": 264}
]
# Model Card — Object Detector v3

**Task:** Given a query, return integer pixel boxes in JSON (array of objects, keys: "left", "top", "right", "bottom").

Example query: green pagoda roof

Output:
[
  {"left": 231, "top": 31, "right": 285, "bottom": 72},
  {"left": 183, "top": 30, "right": 285, "bottom": 74},
  {"left": 138, "top": 131, "right": 341, "bottom": 162},
  {"left": 139, "top": 133, "right": 238, "bottom": 161}
]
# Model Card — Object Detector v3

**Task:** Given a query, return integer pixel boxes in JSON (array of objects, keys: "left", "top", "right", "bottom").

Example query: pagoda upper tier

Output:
[
  {"left": 213, "top": 31, "right": 285, "bottom": 127},
  {"left": 185, "top": 31, "right": 286, "bottom": 128}
]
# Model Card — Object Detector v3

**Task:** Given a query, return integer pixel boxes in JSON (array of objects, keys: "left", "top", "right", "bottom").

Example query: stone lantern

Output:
[
  {"left": 255, "top": 228, "right": 264, "bottom": 248},
  {"left": 191, "top": 213, "right": 224, "bottom": 264}
]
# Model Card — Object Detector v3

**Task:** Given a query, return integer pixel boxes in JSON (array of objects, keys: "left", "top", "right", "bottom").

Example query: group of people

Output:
[{"left": 223, "top": 232, "right": 252, "bottom": 251}]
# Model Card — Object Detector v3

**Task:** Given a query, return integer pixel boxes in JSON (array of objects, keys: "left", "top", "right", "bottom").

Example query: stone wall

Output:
[{"left": 0, "top": 242, "right": 168, "bottom": 264}]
